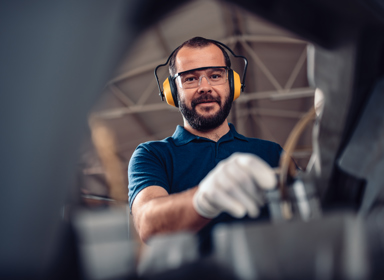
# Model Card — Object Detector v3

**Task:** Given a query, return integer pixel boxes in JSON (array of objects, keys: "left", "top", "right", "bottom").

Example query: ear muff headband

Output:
[
  {"left": 154, "top": 40, "right": 248, "bottom": 107},
  {"left": 211, "top": 40, "right": 248, "bottom": 92}
]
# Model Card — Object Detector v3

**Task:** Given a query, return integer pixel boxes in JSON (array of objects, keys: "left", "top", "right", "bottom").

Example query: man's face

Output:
[{"left": 174, "top": 44, "right": 232, "bottom": 131}]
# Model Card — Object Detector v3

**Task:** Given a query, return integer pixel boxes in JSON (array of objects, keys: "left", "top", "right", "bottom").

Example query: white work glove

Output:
[{"left": 193, "top": 153, "right": 277, "bottom": 219}]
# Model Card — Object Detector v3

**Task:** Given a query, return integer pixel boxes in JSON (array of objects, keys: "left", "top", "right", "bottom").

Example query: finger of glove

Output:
[
  {"left": 235, "top": 154, "right": 277, "bottom": 190},
  {"left": 224, "top": 160, "right": 265, "bottom": 206},
  {"left": 210, "top": 187, "right": 248, "bottom": 218},
  {"left": 216, "top": 164, "right": 263, "bottom": 216},
  {"left": 193, "top": 191, "right": 221, "bottom": 219},
  {"left": 230, "top": 187, "right": 260, "bottom": 218}
]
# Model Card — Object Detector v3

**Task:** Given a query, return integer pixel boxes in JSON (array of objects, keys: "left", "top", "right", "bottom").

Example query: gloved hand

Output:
[{"left": 193, "top": 153, "right": 277, "bottom": 219}]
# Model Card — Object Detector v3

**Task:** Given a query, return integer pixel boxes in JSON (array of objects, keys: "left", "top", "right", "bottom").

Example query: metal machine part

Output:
[
  {"left": 137, "top": 232, "right": 199, "bottom": 277},
  {"left": 338, "top": 79, "right": 384, "bottom": 216},
  {"left": 213, "top": 212, "right": 369, "bottom": 280},
  {"left": 266, "top": 177, "right": 322, "bottom": 223},
  {"left": 73, "top": 208, "right": 137, "bottom": 280},
  {"left": 365, "top": 206, "right": 384, "bottom": 278}
]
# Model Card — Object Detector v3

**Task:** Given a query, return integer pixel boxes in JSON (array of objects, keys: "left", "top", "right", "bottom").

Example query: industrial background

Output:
[{"left": 80, "top": 0, "right": 314, "bottom": 203}]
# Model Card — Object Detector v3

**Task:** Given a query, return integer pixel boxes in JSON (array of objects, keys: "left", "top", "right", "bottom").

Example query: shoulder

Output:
[
  {"left": 129, "top": 137, "right": 175, "bottom": 165},
  {"left": 229, "top": 123, "right": 281, "bottom": 151},
  {"left": 234, "top": 134, "right": 282, "bottom": 167},
  {"left": 136, "top": 136, "right": 174, "bottom": 152},
  {"left": 233, "top": 127, "right": 282, "bottom": 149},
  {"left": 245, "top": 136, "right": 282, "bottom": 150},
  {"left": 245, "top": 137, "right": 282, "bottom": 158}
]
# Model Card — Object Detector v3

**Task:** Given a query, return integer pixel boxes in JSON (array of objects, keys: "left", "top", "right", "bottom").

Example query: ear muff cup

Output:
[
  {"left": 228, "top": 69, "right": 242, "bottom": 101},
  {"left": 163, "top": 76, "right": 179, "bottom": 107}
]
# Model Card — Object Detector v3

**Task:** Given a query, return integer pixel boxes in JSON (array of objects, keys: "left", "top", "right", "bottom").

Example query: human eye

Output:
[
  {"left": 211, "top": 73, "right": 222, "bottom": 79},
  {"left": 182, "top": 74, "right": 198, "bottom": 83},
  {"left": 210, "top": 71, "right": 224, "bottom": 80}
]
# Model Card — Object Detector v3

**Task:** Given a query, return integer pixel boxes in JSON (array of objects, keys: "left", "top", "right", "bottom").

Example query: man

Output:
[{"left": 128, "top": 37, "right": 282, "bottom": 251}]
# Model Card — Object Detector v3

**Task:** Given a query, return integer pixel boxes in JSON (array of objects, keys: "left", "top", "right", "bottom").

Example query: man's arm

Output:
[
  {"left": 131, "top": 185, "right": 210, "bottom": 242},
  {"left": 131, "top": 153, "right": 278, "bottom": 243}
]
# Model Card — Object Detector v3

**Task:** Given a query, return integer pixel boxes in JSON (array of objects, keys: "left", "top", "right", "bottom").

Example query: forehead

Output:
[{"left": 175, "top": 44, "right": 226, "bottom": 73}]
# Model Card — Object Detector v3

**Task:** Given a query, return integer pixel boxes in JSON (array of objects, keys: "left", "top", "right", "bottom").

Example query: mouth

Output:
[
  {"left": 195, "top": 101, "right": 219, "bottom": 110},
  {"left": 197, "top": 100, "right": 217, "bottom": 105},
  {"left": 192, "top": 97, "right": 221, "bottom": 108}
]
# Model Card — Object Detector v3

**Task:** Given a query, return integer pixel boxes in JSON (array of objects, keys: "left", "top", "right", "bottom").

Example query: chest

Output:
[{"left": 167, "top": 140, "right": 250, "bottom": 193}]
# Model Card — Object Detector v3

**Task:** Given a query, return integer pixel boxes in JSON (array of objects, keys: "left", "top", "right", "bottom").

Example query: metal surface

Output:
[
  {"left": 266, "top": 178, "right": 321, "bottom": 223},
  {"left": 138, "top": 232, "right": 199, "bottom": 276},
  {"left": 73, "top": 208, "right": 137, "bottom": 280},
  {"left": 213, "top": 213, "right": 369, "bottom": 280},
  {"left": 338, "top": 79, "right": 384, "bottom": 215}
]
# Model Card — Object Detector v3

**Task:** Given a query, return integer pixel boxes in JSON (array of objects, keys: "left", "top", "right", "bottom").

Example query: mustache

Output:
[{"left": 191, "top": 94, "right": 221, "bottom": 108}]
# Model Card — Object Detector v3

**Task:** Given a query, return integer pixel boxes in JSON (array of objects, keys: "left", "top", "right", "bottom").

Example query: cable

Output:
[{"left": 279, "top": 106, "right": 316, "bottom": 199}]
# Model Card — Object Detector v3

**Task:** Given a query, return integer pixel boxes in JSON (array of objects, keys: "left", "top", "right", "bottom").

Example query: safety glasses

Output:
[{"left": 173, "top": 66, "right": 228, "bottom": 89}]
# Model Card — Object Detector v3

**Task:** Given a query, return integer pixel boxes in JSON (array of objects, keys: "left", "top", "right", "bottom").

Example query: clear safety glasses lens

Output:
[{"left": 175, "top": 67, "right": 228, "bottom": 89}]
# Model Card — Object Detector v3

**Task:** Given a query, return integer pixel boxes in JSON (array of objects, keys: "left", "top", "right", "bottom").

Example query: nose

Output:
[
  {"left": 198, "top": 75, "right": 211, "bottom": 86},
  {"left": 197, "top": 75, "right": 212, "bottom": 94}
]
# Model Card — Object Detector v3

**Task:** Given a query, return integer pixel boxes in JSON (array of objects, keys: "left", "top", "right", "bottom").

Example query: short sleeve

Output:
[
  {"left": 128, "top": 144, "right": 170, "bottom": 210},
  {"left": 252, "top": 140, "right": 283, "bottom": 168},
  {"left": 274, "top": 143, "right": 284, "bottom": 167}
]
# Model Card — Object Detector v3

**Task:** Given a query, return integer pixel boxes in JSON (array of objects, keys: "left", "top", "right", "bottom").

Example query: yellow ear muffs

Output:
[
  {"left": 155, "top": 40, "right": 247, "bottom": 106},
  {"left": 228, "top": 69, "right": 242, "bottom": 101},
  {"left": 232, "top": 70, "right": 241, "bottom": 101},
  {"left": 162, "top": 76, "right": 179, "bottom": 107}
]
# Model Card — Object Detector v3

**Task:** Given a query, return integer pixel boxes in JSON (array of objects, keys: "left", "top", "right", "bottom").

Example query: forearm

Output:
[{"left": 134, "top": 186, "right": 210, "bottom": 242}]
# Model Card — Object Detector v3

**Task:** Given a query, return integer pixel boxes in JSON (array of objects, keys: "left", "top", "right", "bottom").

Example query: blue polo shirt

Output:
[
  {"left": 128, "top": 123, "right": 282, "bottom": 253},
  {"left": 128, "top": 123, "right": 282, "bottom": 209}
]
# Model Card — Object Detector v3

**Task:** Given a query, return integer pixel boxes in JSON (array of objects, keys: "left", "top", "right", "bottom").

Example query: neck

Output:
[{"left": 183, "top": 119, "right": 230, "bottom": 142}]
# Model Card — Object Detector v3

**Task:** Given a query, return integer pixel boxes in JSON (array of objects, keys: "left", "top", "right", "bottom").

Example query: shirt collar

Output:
[
  {"left": 228, "top": 123, "right": 249, "bottom": 142},
  {"left": 172, "top": 125, "right": 197, "bottom": 146},
  {"left": 172, "top": 123, "right": 249, "bottom": 146}
]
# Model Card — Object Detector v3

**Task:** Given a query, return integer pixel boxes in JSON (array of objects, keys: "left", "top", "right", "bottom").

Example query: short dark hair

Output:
[{"left": 169, "top": 37, "right": 231, "bottom": 76}]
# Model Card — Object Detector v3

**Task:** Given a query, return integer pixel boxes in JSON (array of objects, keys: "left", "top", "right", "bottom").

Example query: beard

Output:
[{"left": 178, "top": 92, "right": 232, "bottom": 131}]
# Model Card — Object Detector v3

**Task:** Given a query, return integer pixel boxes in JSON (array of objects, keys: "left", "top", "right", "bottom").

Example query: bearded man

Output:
[{"left": 128, "top": 37, "right": 282, "bottom": 253}]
